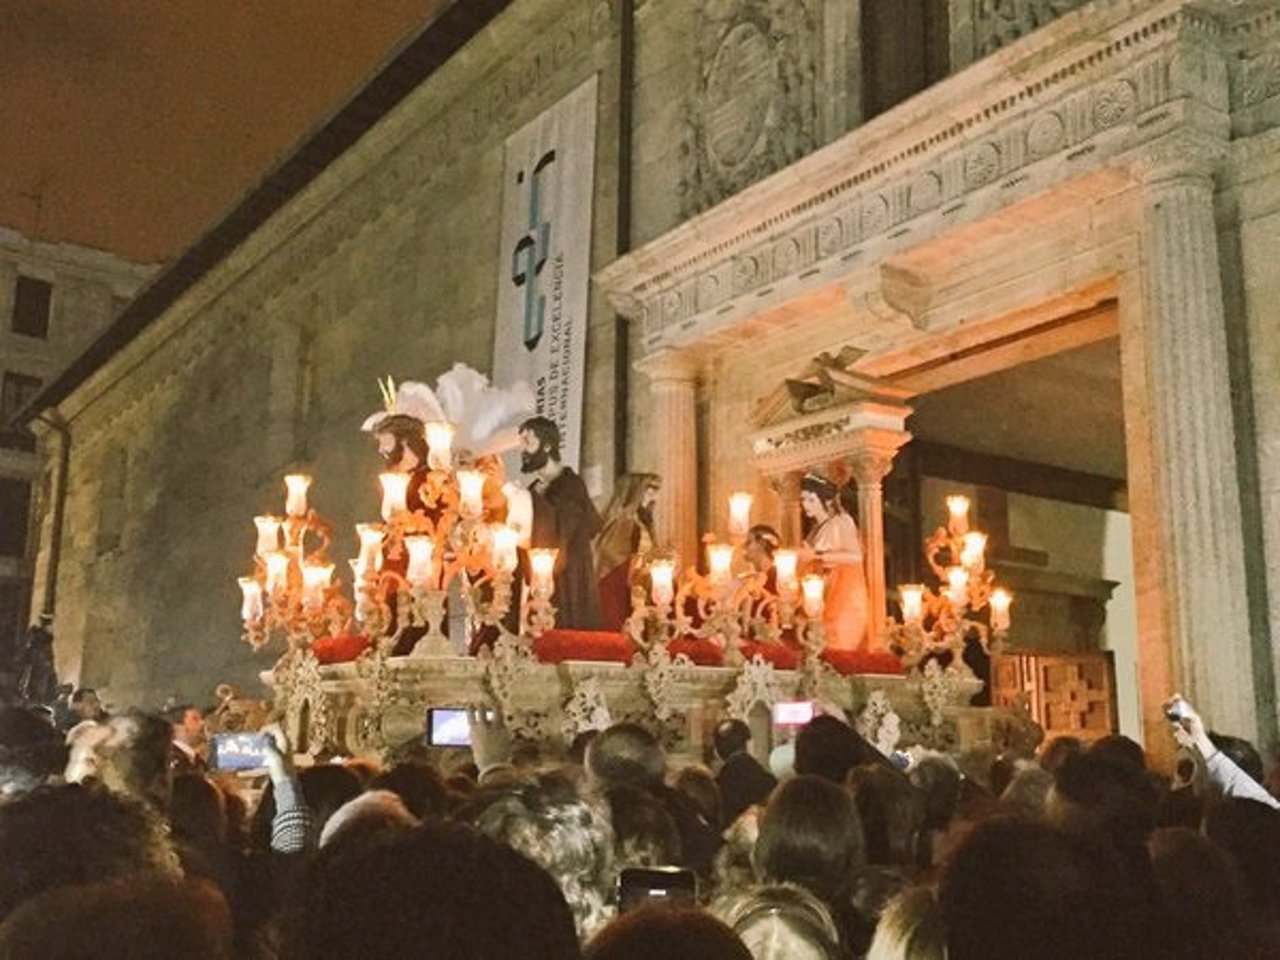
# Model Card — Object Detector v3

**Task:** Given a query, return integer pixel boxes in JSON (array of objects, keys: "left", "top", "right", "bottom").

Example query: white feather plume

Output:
[
  {"left": 435, "top": 362, "right": 535, "bottom": 459},
  {"left": 360, "top": 379, "right": 446, "bottom": 432}
]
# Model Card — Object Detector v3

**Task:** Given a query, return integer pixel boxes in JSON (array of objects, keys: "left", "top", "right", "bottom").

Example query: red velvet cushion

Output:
[
  {"left": 739, "top": 642, "right": 800, "bottom": 670},
  {"left": 312, "top": 633, "right": 371, "bottom": 665},
  {"left": 532, "top": 629, "right": 635, "bottom": 664},
  {"left": 668, "top": 637, "right": 725, "bottom": 667},
  {"left": 821, "top": 649, "right": 905, "bottom": 676}
]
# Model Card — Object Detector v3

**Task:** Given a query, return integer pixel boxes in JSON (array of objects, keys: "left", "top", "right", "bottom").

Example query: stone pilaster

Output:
[
  {"left": 770, "top": 470, "right": 804, "bottom": 545},
  {"left": 1126, "top": 138, "right": 1259, "bottom": 743},
  {"left": 846, "top": 428, "right": 912, "bottom": 648},
  {"left": 635, "top": 348, "right": 701, "bottom": 570}
]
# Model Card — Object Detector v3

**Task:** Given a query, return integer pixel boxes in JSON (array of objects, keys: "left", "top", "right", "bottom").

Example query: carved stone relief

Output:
[
  {"left": 971, "top": 0, "right": 1092, "bottom": 59},
  {"left": 682, "top": 0, "right": 820, "bottom": 215}
]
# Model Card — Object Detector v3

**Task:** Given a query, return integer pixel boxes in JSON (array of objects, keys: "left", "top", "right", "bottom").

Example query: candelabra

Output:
[
  {"left": 239, "top": 419, "right": 548, "bottom": 658},
  {"left": 882, "top": 494, "right": 1012, "bottom": 676},
  {"left": 238, "top": 475, "right": 351, "bottom": 652},
  {"left": 622, "top": 492, "right": 827, "bottom": 666}
]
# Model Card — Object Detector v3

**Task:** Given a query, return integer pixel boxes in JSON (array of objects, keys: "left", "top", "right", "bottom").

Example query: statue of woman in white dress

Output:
[{"left": 799, "top": 472, "right": 869, "bottom": 652}]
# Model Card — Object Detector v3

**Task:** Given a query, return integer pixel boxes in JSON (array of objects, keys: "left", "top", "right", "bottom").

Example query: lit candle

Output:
[
  {"left": 238, "top": 577, "right": 264, "bottom": 623},
  {"left": 284, "top": 474, "right": 313, "bottom": 518},
  {"left": 946, "top": 494, "right": 970, "bottom": 535},
  {"left": 379, "top": 472, "right": 409, "bottom": 521},
  {"left": 946, "top": 566, "right": 970, "bottom": 608},
  {"left": 529, "top": 548, "right": 557, "bottom": 593},
  {"left": 264, "top": 551, "right": 289, "bottom": 595},
  {"left": 989, "top": 588, "right": 1012, "bottom": 631},
  {"left": 650, "top": 558, "right": 676, "bottom": 607},
  {"left": 425, "top": 421, "right": 455, "bottom": 471},
  {"left": 301, "top": 563, "right": 333, "bottom": 610},
  {"left": 960, "top": 532, "right": 987, "bottom": 570},
  {"left": 900, "top": 584, "right": 925, "bottom": 625},
  {"left": 727, "top": 492, "right": 753, "bottom": 538},
  {"left": 708, "top": 542, "right": 734, "bottom": 586},
  {"left": 355, "top": 523, "right": 384, "bottom": 577},
  {"left": 491, "top": 524, "right": 519, "bottom": 574},
  {"left": 801, "top": 574, "right": 825, "bottom": 619},
  {"left": 253, "top": 516, "right": 282, "bottom": 557},
  {"left": 774, "top": 549, "right": 799, "bottom": 595},
  {"left": 457, "top": 469, "right": 485, "bottom": 520},
  {"left": 404, "top": 536, "right": 435, "bottom": 587}
]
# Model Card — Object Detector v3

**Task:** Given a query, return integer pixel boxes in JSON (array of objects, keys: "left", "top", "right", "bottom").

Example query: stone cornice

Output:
[
  {"left": 596, "top": 0, "right": 1250, "bottom": 354},
  {"left": 750, "top": 397, "right": 911, "bottom": 477}
]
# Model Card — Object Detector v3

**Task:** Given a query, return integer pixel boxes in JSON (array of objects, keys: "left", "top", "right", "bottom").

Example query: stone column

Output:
[
  {"left": 635, "top": 349, "right": 701, "bottom": 570},
  {"left": 846, "top": 428, "right": 911, "bottom": 648},
  {"left": 1123, "top": 139, "right": 1259, "bottom": 745},
  {"left": 770, "top": 470, "right": 804, "bottom": 545}
]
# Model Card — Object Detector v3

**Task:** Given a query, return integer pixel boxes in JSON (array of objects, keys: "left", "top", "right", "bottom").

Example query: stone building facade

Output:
[
  {"left": 24, "top": 0, "right": 1280, "bottom": 757},
  {"left": 0, "top": 228, "right": 152, "bottom": 670}
]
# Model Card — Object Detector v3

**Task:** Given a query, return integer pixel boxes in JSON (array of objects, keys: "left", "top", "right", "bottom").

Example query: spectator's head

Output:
[
  {"left": 1038, "top": 735, "right": 1083, "bottom": 774},
  {"left": 0, "top": 783, "right": 179, "bottom": 922},
  {"left": 285, "top": 819, "right": 579, "bottom": 960},
  {"left": 848, "top": 764, "right": 924, "bottom": 867},
  {"left": 715, "top": 883, "right": 843, "bottom": 960},
  {"left": 586, "top": 904, "right": 751, "bottom": 960},
  {"left": 370, "top": 760, "right": 447, "bottom": 820},
  {"left": 865, "top": 885, "right": 946, "bottom": 960},
  {"left": 96, "top": 711, "right": 175, "bottom": 809},
  {"left": 250, "top": 762, "right": 362, "bottom": 851},
  {"left": 1202, "top": 798, "right": 1280, "bottom": 920},
  {"left": 1148, "top": 827, "right": 1253, "bottom": 960},
  {"left": 70, "top": 688, "right": 104, "bottom": 722},
  {"left": 168, "top": 773, "right": 227, "bottom": 849},
  {"left": 794, "top": 715, "right": 880, "bottom": 784},
  {"left": 1047, "top": 751, "right": 1158, "bottom": 879},
  {"left": 755, "top": 775, "right": 864, "bottom": 904},
  {"left": 997, "top": 766, "right": 1054, "bottom": 818},
  {"left": 938, "top": 817, "right": 1147, "bottom": 960},
  {"left": 713, "top": 719, "right": 752, "bottom": 762},
  {"left": 0, "top": 705, "right": 67, "bottom": 797},
  {"left": 673, "top": 765, "right": 723, "bottom": 832},
  {"left": 1206, "top": 731, "right": 1265, "bottom": 786},
  {"left": 606, "top": 783, "right": 682, "bottom": 868},
  {"left": 0, "top": 877, "right": 232, "bottom": 960},
  {"left": 319, "top": 789, "right": 419, "bottom": 852},
  {"left": 907, "top": 754, "right": 961, "bottom": 834},
  {"left": 1087, "top": 734, "right": 1146, "bottom": 773},
  {"left": 161, "top": 703, "right": 205, "bottom": 750},
  {"left": 474, "top": 770, "right": 616, "bottom": 940},
  {"left": 587, "top": 722, "right": 666, "bottom": 792}
]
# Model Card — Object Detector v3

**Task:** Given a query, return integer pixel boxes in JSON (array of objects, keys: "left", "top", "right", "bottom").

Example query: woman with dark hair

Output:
[
  {"left": 754, "top": 775, "right": 870, "bottom": 953},
  {"left": 799, "top": 473, "right": 868, "bottom": 652}
]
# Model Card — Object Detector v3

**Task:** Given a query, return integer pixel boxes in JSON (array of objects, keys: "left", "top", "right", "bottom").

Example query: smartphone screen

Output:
[
  {"left": 618, "top": 867, "right": 698, "bottom": 913},
  {"left": 210, "top": 732, "right": 270, "bottom": 771},
  {"left": 772, "top": 700, "right": 815, "bottom": 727},
  {"left": 425, "top": 708, "right": 471, "bottom": 747}
]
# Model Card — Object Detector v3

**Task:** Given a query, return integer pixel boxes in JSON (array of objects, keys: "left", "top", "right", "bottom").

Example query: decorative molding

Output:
[
  {"left": 680, "top": 0, "right": 820, "bottom": 216},
  {"left": 970, "top": 0, "right": 1094, "bottom": 60},
  {"left": 598, "top": 1, "right": 1251, "bottom": 354},
  {"left": 724, "top": 654, "right": 786, "bottom": 720}
]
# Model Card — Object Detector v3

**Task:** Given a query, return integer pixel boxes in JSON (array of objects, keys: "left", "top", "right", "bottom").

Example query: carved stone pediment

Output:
[
  {"left": 751, "top": 394, "right": 911, "bottom": 477},
  {"left": 753, "top": 348, "right": 909, "bottom": 428}
]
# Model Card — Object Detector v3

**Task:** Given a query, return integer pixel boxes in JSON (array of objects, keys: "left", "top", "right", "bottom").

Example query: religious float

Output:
[{"left": 237, "top": 364, "right": 1036, "bottom": 763}]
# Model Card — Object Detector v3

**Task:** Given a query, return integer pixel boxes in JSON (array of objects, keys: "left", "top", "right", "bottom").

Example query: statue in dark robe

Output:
[{"left": 519, "top": 416, "right": 603, "bottom": 631}]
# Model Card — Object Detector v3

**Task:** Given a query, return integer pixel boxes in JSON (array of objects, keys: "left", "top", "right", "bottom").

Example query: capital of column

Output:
[
  {"left": 634, "top": 347, "right": 701, "bottom": 385},
  {"left": 1128, "top": 132, "right": 1226, "bottom": 189},
  {"left": 845, "top": 427, "right": 912, "bottom": 486}
]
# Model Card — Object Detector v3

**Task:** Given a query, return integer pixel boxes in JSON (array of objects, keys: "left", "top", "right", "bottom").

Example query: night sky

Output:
[{"left": 0, "top": 1, "right": 446, "bottom": 264}]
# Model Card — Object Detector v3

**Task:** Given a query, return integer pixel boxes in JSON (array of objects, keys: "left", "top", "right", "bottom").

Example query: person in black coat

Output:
[{"left": 714, "top": 718, "right": 777, "bottom": 827}]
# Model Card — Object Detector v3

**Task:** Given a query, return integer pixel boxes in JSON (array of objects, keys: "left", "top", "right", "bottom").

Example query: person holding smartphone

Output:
[{"left": 1165, "top": 694, "right": 1278, "bottom": 810}]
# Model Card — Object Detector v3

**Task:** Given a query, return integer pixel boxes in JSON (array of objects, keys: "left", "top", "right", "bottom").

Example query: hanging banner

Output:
[{"left": 492, "top": 74, "right": 599, "bottom": 471}]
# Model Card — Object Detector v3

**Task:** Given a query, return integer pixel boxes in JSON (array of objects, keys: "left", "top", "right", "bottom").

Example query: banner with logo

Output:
[{"left": 492, "top": 74, "right": 598, "bottom": 471}]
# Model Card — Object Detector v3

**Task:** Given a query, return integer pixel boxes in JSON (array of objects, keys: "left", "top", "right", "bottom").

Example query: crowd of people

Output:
[{"left": 0, "top": 683, "right": 1276, "bottom": 959}]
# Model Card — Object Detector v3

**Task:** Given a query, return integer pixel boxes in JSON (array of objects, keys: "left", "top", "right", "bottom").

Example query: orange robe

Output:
[{"left": 808, "top": 513, "right": 869, "bottom": 651}]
